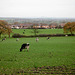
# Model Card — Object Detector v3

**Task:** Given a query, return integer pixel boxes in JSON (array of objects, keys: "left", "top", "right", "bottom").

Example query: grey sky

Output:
[{"left": 0, "top": 0, "right": 75, "bottom": 18}]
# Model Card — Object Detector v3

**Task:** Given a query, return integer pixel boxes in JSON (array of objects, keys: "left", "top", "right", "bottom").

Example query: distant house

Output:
[
  {"left": 60, "top": 23, "right": 66, "bottom": 28},
  {"left": 11, "top": 25, "right": 20, "bottom": 29},
  {"left": 49, "top": 23, "right": 58, "bottom": 29},
  {"left": 11, "top": 23, "right": 33, "bottom": 29},
  {"left": 41, "top": 24, "right": 49, "bottom": 29},
  {"left": 32, "top": 23, "right": 49, "bottom": 29},
  {"left": 10, "top": 22, "right": 66, "bottom": 29},
  {"left": 33, "top": 25, "right": 41, "bottom": 28}
]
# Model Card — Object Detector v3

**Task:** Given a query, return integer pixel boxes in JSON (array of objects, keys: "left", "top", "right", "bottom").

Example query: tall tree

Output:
[
  {"left": 0, "top": 20, "right": 12, "bottom": 38},
  {"left": 63, "top": 22, "right": 75, "bottom": 35}
]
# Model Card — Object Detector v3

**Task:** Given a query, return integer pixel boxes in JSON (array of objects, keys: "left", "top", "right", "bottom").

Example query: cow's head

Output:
[{"left": 20, "top": 48, "right": 22, "bottom": 52}]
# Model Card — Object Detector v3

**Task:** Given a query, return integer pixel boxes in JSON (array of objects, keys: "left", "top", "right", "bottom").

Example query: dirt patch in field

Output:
[
  {"left": 17, "top": 65, "right": 75, "bottom": 75},
  {"left": 0, "top": 64, "right": 75, "bottom": 74}
]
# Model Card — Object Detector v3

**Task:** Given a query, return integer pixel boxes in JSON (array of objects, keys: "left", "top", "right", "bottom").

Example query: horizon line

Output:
[{"left": 0, "top": 16, "right": 75, "bottom": 19}]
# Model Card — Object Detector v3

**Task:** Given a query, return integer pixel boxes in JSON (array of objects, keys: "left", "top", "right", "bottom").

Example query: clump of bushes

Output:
[
  {"left": 39, "top": 34, "right": 75, "bottom": 37},
  {"left": 12, "top": 33, "right": 26, "bottom": 38}
]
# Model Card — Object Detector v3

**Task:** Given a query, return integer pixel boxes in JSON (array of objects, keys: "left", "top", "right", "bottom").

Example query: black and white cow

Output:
[
  {"left": 16, "top": 38, "right": 19, "bottom": 41},
  {"left": 47, "top": 37, "right": 50, "bottom": 40},
  {"left": 2, "top": 37, "right": 6, "bottom": 41},
  {"left": 20, "top": 43, "right": 30, "bottom": 52},
  {"left": 36, "top": 37, "right": 39, "bottom": 42}
]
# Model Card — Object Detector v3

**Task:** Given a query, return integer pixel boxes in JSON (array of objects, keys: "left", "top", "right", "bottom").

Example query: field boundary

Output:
[{"left": 12, "top": 34, "right": 75, "bottom": 38}]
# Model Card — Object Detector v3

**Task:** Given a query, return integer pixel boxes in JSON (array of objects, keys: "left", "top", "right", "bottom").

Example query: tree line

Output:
[{"left": 0, "top": 20, "right": 75, "bottom": 38}]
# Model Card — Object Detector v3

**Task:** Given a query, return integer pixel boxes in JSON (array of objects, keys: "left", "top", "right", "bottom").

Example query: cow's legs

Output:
[
  {"left": 27, "top": 47, "right": 29, "bottom": 52},
  {"left": 27, "top": 49, "right": 29, "bottom": 52},
  {"left": 24, "top": 49, "right": 25, "bottom": 52}
]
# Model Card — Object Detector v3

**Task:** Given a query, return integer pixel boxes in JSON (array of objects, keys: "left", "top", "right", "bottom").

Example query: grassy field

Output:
[
  {"left": 0, "top": 36, "right": 75, "bottom": 74},
  {"left": 1, "top": 29, "right": 64, "bottom": 38},
  {"left": 12, "top": 29, "right": 64, "bottom": 35},
  {"left": 1, "top": 29, "right": 75, "bottom": 38}
]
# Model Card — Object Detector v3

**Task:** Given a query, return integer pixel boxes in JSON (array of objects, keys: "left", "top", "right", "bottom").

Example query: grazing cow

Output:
[
  {"left": 65, "top": 35, "right": 68, "bottom": 37},
  {"left": 36, "top": 37, "right": 39, "bottom": 42},
  {"left": 47, "top": 37, "right": 50, "bottom": 40},
  {"left": 20, "top": 43, "right": 30, "bottom": 52},
  {"left": 23, "top": 32, "right": 25, "bottom": 34},
  {"left": 16, "top": 38, "right": 19, "bottom": 41},
  {"left": 2, "top": 37, "right": 6, "bottom": 41}
]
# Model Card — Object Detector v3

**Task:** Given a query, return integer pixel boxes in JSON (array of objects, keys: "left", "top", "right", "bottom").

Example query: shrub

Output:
[{"left": 12, "top": 33, "right": 26, "bottom": 38}]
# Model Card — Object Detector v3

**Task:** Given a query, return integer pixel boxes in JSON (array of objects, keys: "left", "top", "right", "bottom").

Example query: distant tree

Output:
[
  {"left": 6, "top": 26, "right": 12, "bottom": 38},
  {"left": 40, "top": 23, "right": 43, "bottom": 28},
  {"left": 31, "top": 24, "right": 39, "bottom": 36},
  {"left": 58, "top": 25, "right": 62, "bottom": 29},
  {"left": 32, "top": 28, "right": 39, "bottom": 36},
  {"left": 0, "top": 28, "right": 5, "bottom": 38},
  {"left": 0, "top": 20, "right": 12, "bottom": 38},
  {"left": 63, "top": 22, "right": 75, "bottom": 35}
]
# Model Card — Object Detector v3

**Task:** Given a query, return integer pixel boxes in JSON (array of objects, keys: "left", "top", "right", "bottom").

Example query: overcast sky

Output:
[{"left": 0, "top": 0, "right": 75, "bottom": 18}]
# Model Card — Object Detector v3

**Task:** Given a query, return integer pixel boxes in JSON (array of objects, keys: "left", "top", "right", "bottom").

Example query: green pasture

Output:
[
  {"left": 12, "top": 29, "right": 64, "bottom": 35},
  {"left": 1, "top": 29, "right": 75, "bottom": 38},
  {"left": 1, "top": 29, "right": 64, "bottom": 38},
  {"left": 0, "top": 36, "right": 75, "bottom": 74}
]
